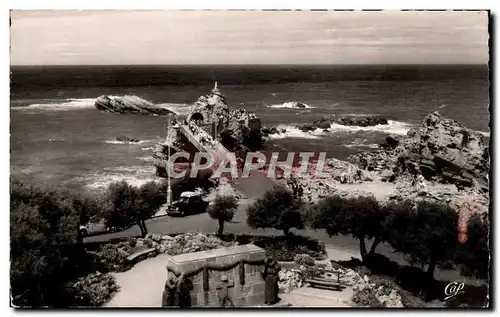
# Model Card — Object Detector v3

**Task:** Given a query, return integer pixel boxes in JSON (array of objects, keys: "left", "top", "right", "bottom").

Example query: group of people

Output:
[
  {"left": 287, "top": 175, "right": 305, "bottom": 200},
  {"left": 188, "top": 121, "right": 217, "bottom": 148},
  {"left": 232, "top": 108, "right": 257, "bottom": 121}
]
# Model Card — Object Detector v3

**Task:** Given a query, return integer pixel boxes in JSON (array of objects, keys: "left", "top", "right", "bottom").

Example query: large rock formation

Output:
[
  {"left": 185, "top": 85, "right": 262, "bottom": 151},
  {"left": 95, "top": 95, "right": 174, "bottom": 116},
  {"left": 349, "top": 112, "right": 490, "bottom": 192}
]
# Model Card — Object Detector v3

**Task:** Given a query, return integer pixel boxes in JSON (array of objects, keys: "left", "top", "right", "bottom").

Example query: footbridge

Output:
[{"left": 153, "top": 121, "right": 281, "bottom": 198}]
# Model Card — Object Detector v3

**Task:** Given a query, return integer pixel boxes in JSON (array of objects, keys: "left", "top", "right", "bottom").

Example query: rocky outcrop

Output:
[
  {"left": 184, "top": 85, "right": 262, "bottom": 151},
  {"left": 95, "top": 95, "right": 174, "bottom": 116},
  {"left": 310, "top": 115, "right": 389, "bottom": 129},
  {"left": 266, "top": 114, "right": 390, "bottom": 135},
  {"left": 116, "top": 136, "right": 140, "bottom": 143},
  {"left": 349, "top": 112, "right": 490, "bottom": 193}
]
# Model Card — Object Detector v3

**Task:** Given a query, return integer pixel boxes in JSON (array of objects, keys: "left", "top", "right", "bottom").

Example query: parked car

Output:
[
  {"left": 79, "top": 222, "right": 121, "bottom": 237},
  {"left": 167, "top": 191, "right": 209, "bottom": 217}
]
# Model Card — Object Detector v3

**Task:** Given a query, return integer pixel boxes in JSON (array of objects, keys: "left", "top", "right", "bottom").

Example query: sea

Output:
[{"left": 10, "top": 65, "right": 490, "bottom": 190}]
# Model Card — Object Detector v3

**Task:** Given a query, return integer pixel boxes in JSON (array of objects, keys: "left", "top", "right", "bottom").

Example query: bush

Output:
[
  {"left": 96, "top": 244, "right": 129, "bottom": 272},
  {"left": 294, "top": 254, "right": 315, "bottom": 266},
  {"left": 352, "top": 287, "right": 383, "bottom": 307},
  {"left": 250, "top": 235, "right": 326, "bottom": 261},
  {"left": 71, "top": 272, "right": 120, "bottom": 307}
]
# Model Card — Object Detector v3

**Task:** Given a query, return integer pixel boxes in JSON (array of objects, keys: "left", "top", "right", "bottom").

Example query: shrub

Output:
[
  {"left": 251, "top": 235, "right": 326, "bottom": 261},
  {"left": 294, "top": 254, "right": 315, "bottom": 267},
  {"left": 128, "top": 237, "right": 137, "bottom": 248},
  {"left": 352, "top": 287, "right": 383, "bottom": 307},
  {"left": 71, "top": 272, "right": 120, "bottom": 307}
]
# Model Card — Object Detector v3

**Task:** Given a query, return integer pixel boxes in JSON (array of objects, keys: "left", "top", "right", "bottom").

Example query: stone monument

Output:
[{"left": 164, "top": 244, "right": 267, "bottom": 307}]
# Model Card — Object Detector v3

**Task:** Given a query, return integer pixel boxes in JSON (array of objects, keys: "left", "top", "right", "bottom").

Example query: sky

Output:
[{"left": 10, "top": 10, "right": 489, "bottom": 65}]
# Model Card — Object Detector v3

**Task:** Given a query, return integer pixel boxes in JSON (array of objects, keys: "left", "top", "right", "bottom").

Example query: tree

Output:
[
  {"left": 246, "top": 186, "right": 305, "bottom": 237},
  {"left": 102, "top": 181, "right": 166, "bottom": 237},
  {"left": 454, "top": 213, "right": 489, "bottom": 280},
  {"left": 10, "top": 179, "right": 83, "bottom": 307},
  {"left": 207, "top": 195, "right": 238, "bottom": 237},
  {"left": 311, "top": 195, "right": 388, "bottom": 262},
  {"left": 386, "top": 200, "right": 458, "bottom": 279}
]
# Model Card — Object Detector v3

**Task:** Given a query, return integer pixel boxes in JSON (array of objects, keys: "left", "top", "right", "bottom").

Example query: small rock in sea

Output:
[{"left": 116, "top": 135, "right": 140, "bottom": 143}]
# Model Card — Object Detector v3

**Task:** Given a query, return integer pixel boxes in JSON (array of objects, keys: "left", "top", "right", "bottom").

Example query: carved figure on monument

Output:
[
  {"left": 261, "top": 257, "right": 280, "bottom": 305},
  {"left": 162, "top": 271, "right": 192, "bottom": 308},
  {"left": 216, "top": 275, "right": 235, "bottom": 307}
]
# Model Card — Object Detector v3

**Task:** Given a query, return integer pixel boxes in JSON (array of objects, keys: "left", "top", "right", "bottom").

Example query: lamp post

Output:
[{"left": 166, "top": 113, "right": 172, "bottom": 207}]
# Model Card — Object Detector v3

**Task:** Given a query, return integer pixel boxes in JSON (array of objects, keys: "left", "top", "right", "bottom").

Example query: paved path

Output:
[
  {"left": 281, "top": 286, "right": 353, "bottom": 307},
  {"left": 106, "top": 253, "right": 171, "bottom": 307}
]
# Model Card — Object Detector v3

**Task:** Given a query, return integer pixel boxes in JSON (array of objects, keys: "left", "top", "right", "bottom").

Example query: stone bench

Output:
[
  {"left": 165, "top": 244, "right": 267, "bottom": 307},
  {"left": 126, "top": 247, "right": 157, "bottom": 265},
  {"left": 306, "top": 277, "right": 345, "bottom": 291}
]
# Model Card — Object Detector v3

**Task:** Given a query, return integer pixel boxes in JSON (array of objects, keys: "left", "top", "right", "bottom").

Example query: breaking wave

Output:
[
  {"left": 266, "top": 102, "right": 316, "bottom": 109},
  {"left": 156, "top": 103, "right": 192, "bottom": 116},
  {"left": 266, "top": 120, "right": 412, "bottom": 141},
  {"left": 12, "top": 98, "right": 97, "bottom": 111},
  {"left": 104, "top": 139, "right": 156, "bottom": 145},
  {"left": 344, "top": 139, "right": 380, "bottom": 149},
  {"left": 266, "top": 125, "right": 327, "bottom": 140},
  {"left": 476, "top": 130, "right": 490, "bottom": 137},
  {"left": 328, "top": 120, "right": 412, "bottom": 136},
  {"left": 77, "top": 165, "right": 161, "bottom": 189},
  {"left": 137, "top": 156, "right": 154, "bottom": 162}
]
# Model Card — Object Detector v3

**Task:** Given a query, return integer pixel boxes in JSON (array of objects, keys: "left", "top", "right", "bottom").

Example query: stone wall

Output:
[{"left": 166, "top": 244, "right": 266, "bottom": 307}]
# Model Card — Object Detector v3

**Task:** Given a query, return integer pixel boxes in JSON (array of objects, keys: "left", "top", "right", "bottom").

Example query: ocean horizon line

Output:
[{"left": 10, "top": 63, "right": 488, "bottom": 68}]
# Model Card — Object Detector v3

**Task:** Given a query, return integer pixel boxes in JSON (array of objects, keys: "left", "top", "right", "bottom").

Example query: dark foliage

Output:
[
  {"left": 207, "top": 195, "right": 238, "bottom": 236},
  {"left": 101, "top": 180, "right": 167, "bottom": 237},
  {"left": 311, "top": 195, "right": 387, "bottom": 261},
  {"left": 10, "top": 179, "right": 96, "bottom": 307},
  {"left": 386, "top": 200, "right": 458, "bottom": 279},
  {"left": 251, "top": 235, "right": 326, "bottom": 261},
  {"left": 246, "top": 186, "right": 305, "bottom": 236},
  {"left": 454, "top": 213, "right": 489, "bottom": 279}
]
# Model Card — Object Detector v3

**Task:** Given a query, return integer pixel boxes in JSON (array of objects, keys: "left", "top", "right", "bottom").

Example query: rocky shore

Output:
[
  {"left": 95, "top": 95, "right": 174, "bottom": 116},
  {"left": 263, "top": 114, "right": 389, "bottom": 136},
  {"left": 281, "top": 111, "right": 489, "bottom": 214}
]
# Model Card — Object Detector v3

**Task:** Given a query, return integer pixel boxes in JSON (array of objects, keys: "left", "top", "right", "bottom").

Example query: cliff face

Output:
[
  {"left": 349, "top": 112, "right": 490, "bottom": 192},
  {"left": 95, "top": 95, "right": 174, "bottom": 116}
]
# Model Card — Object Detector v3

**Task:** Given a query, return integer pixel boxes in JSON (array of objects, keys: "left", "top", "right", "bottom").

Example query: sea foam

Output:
[
  {"left": 78, "top": 165, "right": 161, "bottom": 189},
  {"left": 13, "top": 98, "right": 97, "bottom": 111},
  {"left": 266, "top": 102, "right": 316, "bottom": 109},
  {"left": 266, "top": 124, "right": 326, "bottom": 140},
  {"left": 328, "top": 120, "right": 413, "bottom": 136}
]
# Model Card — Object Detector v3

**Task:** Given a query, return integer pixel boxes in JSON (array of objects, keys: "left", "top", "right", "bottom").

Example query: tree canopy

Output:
[{"left": 246, "top": 186, "right": 305, "bottom": 236}]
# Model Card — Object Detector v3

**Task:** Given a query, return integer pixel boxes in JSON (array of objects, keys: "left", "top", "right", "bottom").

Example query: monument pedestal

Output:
[{"left": 166, "top": 244, "right": 266, "bottom": 307}]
